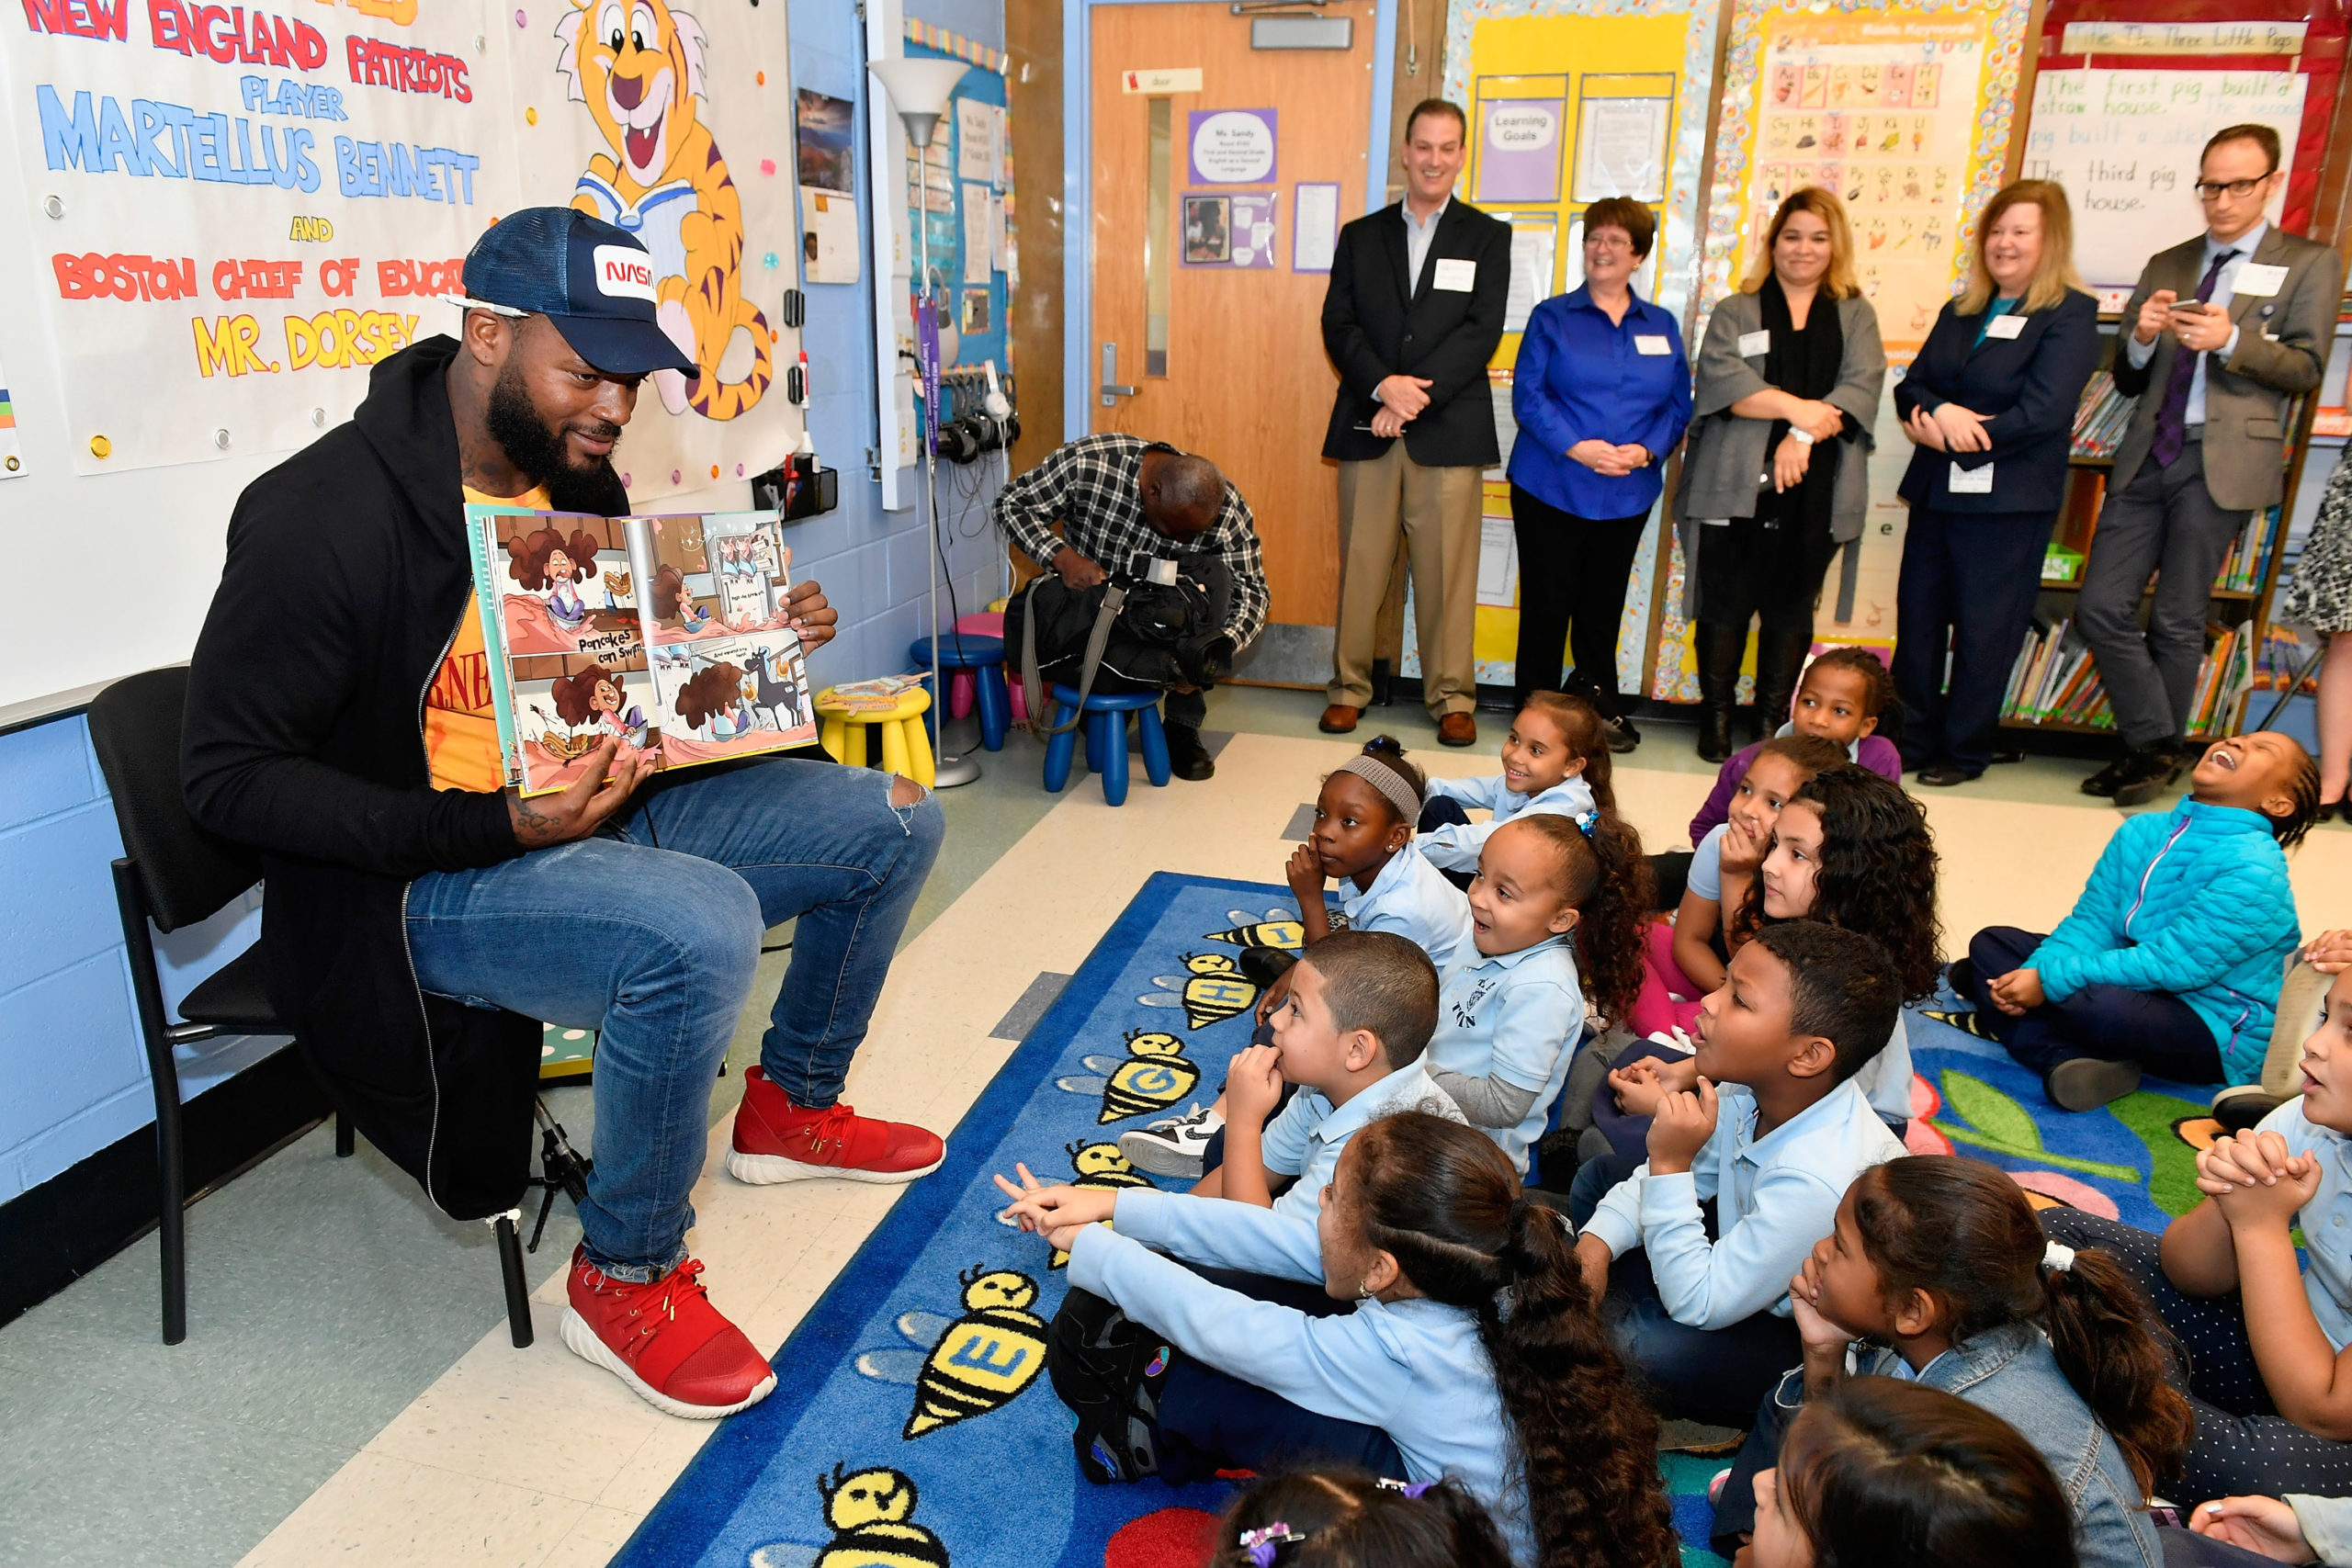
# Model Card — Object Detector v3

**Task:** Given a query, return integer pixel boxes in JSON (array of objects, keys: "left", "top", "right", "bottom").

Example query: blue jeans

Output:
[{"left": 405, "top": 759, "right": 944, "bottom": 1280}]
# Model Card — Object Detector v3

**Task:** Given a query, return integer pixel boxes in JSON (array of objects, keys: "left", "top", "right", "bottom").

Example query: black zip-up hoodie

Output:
[{"left": 184, "top": 335, "right": 624, "bottom": 1218}]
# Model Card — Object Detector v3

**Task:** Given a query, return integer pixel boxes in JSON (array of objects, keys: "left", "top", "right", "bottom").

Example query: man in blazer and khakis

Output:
[
  {"left": 2081, "top": 123, "right": 2342, "bottom": 806},
  {"left": 1317, "top": 98, "right": 1510, "bottom": 746}
]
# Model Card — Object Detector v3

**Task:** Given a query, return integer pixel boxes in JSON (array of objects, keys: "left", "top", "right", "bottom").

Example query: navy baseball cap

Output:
[{"left": 459, "top": 207, "right": 697, "bottom": 378}]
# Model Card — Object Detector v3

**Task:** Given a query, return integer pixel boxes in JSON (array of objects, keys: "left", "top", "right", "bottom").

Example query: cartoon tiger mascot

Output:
[{"left": 555, "top": 0, "right": 772, "bottom": 421}]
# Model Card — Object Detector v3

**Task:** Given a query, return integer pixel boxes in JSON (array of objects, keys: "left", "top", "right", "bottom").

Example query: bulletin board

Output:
[
  {"left": 1430, "top": 0, "right": 1724, "bottom": 697},
  {"left": 1646, "top": 0, "right": 2036, "bottom": 702},
  {"left": 2021, "top": 0, "right": 2347, "bottom": 290},
  {"left": 902, "top": 32, "right": 1009, "bottom": 405}
]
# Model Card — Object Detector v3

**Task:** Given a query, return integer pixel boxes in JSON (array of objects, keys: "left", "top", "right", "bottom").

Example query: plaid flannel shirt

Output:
[{"left": 993, "top": 434, "right": 1269, "bottom": 649}]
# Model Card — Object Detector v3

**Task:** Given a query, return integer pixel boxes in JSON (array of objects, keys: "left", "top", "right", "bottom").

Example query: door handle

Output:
[{"left": 1100, "top": 342, "right": 1137, "bottom": 407}]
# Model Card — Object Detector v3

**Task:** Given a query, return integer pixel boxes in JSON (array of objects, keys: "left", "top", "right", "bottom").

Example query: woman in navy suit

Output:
[
  {"left": 1508, "top": 197, "right": 1692, "bottom": 750},
  {"left": 1893, "top": 180, "right": 2102, "bottom": 785}
]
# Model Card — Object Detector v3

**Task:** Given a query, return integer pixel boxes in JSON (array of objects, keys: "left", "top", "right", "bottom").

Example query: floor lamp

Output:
[{"left": 868, "top": 54, "right": 979, "bottom": 787}]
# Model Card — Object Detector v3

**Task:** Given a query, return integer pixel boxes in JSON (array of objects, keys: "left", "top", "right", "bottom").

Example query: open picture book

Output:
[{"left": 466, "top": 505, "right": 819, "bottom": 795}]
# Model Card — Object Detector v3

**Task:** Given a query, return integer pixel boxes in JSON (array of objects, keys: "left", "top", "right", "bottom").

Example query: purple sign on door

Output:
[{"left": 1188, "top": 107, "right": 1278, "bottom": 186}]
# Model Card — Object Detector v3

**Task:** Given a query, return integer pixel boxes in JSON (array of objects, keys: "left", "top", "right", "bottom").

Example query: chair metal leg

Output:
[
  {"left": 334, "top": 1110, "right": 355, "bottom": 1158},
  {"left": 492, "top": 1212, "right": 533, "bottom": 1348},
  {"left": 114, "top": 859, "right": 189, "bottom": 1347}
]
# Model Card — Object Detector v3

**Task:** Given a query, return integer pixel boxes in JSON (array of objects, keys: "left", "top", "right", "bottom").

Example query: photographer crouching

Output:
[{"left": 997, "top": 435, "right": 1269, "bottom": 781}]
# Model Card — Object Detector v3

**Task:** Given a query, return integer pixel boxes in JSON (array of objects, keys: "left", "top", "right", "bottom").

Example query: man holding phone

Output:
[{"left": 2079, "top": 124, "right": 2341, "bottom": 805}]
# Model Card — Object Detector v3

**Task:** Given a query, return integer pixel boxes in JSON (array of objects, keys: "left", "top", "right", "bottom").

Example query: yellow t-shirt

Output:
[{"left": 425, "top": 485, "right": 550, "bottom": 793}]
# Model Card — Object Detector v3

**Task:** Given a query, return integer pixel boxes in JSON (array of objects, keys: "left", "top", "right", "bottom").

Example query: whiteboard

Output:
[{"left": 2021, "top": 68, "right": 2305, "bottom": 289}]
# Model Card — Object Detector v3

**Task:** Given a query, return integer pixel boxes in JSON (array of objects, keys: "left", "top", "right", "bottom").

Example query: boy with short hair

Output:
[
  {"left": 1571, "top": 919, "right": 1906, "bottom": 1427},
  {"left": 1195, "top": 930, "right": 1459, "bottom": 1216}
]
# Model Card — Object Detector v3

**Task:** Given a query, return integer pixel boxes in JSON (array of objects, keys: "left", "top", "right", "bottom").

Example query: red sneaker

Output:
[
  {"left": 727, "top": 1065, "right": 945, "bottom": 1186},
  {"left": 558, "top": 1248, "right": 776, "bottom": 1419}
]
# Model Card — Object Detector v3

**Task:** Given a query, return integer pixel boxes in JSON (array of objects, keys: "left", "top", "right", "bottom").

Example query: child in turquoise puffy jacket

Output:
[{"left": 1959, "top": 731, "right": 2319, "bottom": 1111}]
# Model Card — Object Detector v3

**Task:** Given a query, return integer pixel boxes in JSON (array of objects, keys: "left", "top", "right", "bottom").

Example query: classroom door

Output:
[{"left": 1087, "top": 2, "right": 1376, "bottom": 634}]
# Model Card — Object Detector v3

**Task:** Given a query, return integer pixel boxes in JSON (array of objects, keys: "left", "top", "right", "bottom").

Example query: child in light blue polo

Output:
[
  {"left": 1418, "top": 692, "right": 1606, "bottom": 875},
  {"left": 1425, "top": 815, "right": 1594, "bottom": 1175},
  {"left": 1193, "top": 931, "right": 1464, "bottom": 1212}
]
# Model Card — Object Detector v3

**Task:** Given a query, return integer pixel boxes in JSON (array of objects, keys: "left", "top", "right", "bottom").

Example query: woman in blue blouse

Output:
[
  {"left": 1509, "top": 197, "right": 1692, "bottom": 752},
  {"left": 1892, "top": 179, "right": 2102, "bottom": 785}
]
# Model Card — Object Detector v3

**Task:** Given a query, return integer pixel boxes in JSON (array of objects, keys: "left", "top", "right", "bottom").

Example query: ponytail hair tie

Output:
[
  {"left": 1377, "top": 1478, "right": 1434, "bottom": 1498},
  {"left": 2042, "top": 1241, "right": 2075, "bottom": 1274},
  {"left": 1239, "top": 1524, "right": 1305, "bottom": 1566},
  {"left": 1571, "top": 807, "right": 1599, "bottom": 838}
]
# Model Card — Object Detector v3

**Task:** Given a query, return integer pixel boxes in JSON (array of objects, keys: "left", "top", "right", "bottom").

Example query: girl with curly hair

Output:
[
  {"left": 673, "top": 661, "right": 756, "bottom": 739},
  {"left": 1952, "top": 730, "right": 2313, "bottom": 1111},
  {"left": 548, "top": 668, "right": 648, "bottom": 748},
  {"left": 1001, "top": 1111, "right": 1680, "bottom": 1568},
  {"left": 1750, "top": 1377, "right": 2080, "bottom": 1568},
  {"left": 1599, "top": 765, "right": 1932, "bottom": 1167},
  {"left": 1711, "top": 1156, "right": 2182, "bottom": 1567},
  {"left": 503, "top": 525, "right": 599, "bottom": 630}
]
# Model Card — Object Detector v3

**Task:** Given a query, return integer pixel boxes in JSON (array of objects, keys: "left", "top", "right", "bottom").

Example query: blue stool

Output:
[
  {"left": 1042, "top": 685, "right": 1170, "bottom": 806},
  {"left": 909, "top": 634, "right": 1009, "bottom": 751}
]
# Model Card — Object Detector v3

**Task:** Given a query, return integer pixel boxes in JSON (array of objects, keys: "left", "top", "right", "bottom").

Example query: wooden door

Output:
[{"left": 1088, "top": 2, "right": 1374, "bottom": 631}]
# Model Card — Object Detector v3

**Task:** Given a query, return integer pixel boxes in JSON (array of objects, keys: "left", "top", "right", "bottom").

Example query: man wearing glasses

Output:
[{"left": 2078, "top": 123, "right": 2342, "bottom": 805}]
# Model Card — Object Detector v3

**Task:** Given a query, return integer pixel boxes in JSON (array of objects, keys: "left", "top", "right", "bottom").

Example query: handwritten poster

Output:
[
  {"left": 1575, "top": 93, "right": 1670, "bottom": 201},
  {"left": 6, "top": 0, "right": 806, "bottom": 485},
  {"left": 1293, "top": 180, "right": 1340, "bottom": 271},
  {"left": 2023, "top": 69, "right": 2306, "bottom": 288}
]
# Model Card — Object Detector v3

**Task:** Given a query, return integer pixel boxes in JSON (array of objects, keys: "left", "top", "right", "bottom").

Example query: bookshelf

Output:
[{"left": 1994, "top": 311, "right": 2311, "bottom": 742}]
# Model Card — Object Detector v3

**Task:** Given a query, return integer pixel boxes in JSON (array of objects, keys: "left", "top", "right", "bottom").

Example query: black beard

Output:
[{"left": 483, "top": 362, "right": 628, "bottom": 514}]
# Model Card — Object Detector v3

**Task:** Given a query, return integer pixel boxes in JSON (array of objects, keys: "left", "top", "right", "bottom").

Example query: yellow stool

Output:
[{"left": 814, "top": 685, "right": 936, "bottom": 787}]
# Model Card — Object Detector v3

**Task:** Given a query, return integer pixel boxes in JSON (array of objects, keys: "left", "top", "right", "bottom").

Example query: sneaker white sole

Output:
[
  {"left": 558, "top": 1307, "right": 776, "bottom": 1420},
  {"left": 725, "top": 1147, "right": 945, "bottom": 1186},
  {"left": 1116, "top": 1132, "right": 1207, "bottom": 1179}
]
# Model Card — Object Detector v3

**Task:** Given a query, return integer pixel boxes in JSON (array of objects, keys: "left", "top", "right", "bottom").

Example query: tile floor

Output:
[{"left": 4, "top": 685, "right": 2347, "bottom": 1568}]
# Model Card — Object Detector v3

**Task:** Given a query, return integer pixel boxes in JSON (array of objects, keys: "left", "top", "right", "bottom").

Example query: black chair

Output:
[{"left": 87, "top": 666, "right": 534, "bottom": 1348}]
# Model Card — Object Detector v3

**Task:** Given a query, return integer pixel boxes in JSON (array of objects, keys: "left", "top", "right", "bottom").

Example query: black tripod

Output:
[{"left": 524, "top": 1099, "right": 594, "bottom": 1255}]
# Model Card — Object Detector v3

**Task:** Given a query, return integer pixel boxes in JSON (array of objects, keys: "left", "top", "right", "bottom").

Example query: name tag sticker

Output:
[
  {"left": 1432, "top": 257, "right": 1477, "bottom": 292},
  {"left": 1985, "top": 313, "right": 2027, "bottom": 339},
  {"left": 1949, "top": 461, "right": 1995, "bottom": 493},
  {"left": 1635, "top": 333, "right": 1671, "bottom": 355},
  {"left": 1738, "top": 329, "right": 1771, "bottom": 356},
  {"left": 2233, "top": 262, "right": 2288, "bottom": 298}
]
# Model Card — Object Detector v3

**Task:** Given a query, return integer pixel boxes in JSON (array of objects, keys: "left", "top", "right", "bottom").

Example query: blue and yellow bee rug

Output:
[
  {"left": 610, "top": 872, "right": 1729, "bottom": 1568},
  {"left": 608, "top": 874, "right": 2215, "bottom": 1568}
]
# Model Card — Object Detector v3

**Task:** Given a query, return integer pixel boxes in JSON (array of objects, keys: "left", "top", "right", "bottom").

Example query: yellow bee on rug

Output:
[
  {"left": 747, "top": 1463, "right": 948, "bottom": 1568},
  {"left": 1203, "top": 908, "right": 1306, "bottom": 952},
  {"left": 1056, "top": 1029, "right": 1203, "bottom": 1123},
  {"left": 854, "top": 1267, "right": 1049, "bottom": 1438},
  {"left": 1136, "top": 953, "right": 1261, "bottom": 1031},
  {"left": 1049, "top": 1140, "right": 1151, "bottom": 1267}
]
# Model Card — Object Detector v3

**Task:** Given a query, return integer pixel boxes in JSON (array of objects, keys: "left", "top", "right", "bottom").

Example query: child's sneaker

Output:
[
  {"left": 1049, "top": 1286, "right": 1170, "bottom": 1483},
  {"left": 1118, "top": 1103, "right": 1223, "bottom": 1178},
  {"left": 559, "top": 1248, "right": 775, "bottom": 1419},
  {"left": 728, "top": 1065, "right": 944, "bottom": 1185}
]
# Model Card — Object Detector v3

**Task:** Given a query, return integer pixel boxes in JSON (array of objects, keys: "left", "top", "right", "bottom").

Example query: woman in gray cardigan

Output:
[{"left": 1674, "top": 188, "right": 1887, "bottom": 761}]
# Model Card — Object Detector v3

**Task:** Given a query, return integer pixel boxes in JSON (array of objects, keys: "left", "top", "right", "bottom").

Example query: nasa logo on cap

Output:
[{"left": 593, "top": 243, "right": 658, "bottom": 304}]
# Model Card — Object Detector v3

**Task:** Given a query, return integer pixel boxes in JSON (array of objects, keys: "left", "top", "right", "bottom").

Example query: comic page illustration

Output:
[
  {"left": 508, "top": 649, "right": 659, "bottom": 795},
  {"left": 648, "top": 631, "right": 817, "bottom": 765},
  {"left": 638, "top": 511, "right": 797, "bottom": 643},
  {"left": 485, "top": 511, "right": 644, "bottom": 660}
]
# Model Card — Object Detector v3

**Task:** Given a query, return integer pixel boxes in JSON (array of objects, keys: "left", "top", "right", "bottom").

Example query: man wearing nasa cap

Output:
[{"left": 185, "top": 208, "right": 947, "bottom": 1422}]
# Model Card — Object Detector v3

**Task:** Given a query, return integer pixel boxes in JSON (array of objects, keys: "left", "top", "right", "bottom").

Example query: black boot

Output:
[
  {"left": 1695, "top": 622, "right": 1745, "bottom": 763},
  {"left": 1752, "top": 627, "right": 1813, "bottom": 745}
]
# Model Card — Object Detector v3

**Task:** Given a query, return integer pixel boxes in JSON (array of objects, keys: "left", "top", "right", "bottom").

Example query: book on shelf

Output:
[
  {"left": 1999, "top": 617, "right": 2254, "bottom": 735},
  {"left": 2070, "top": 371, "right": 2137, "bottom": 461}
]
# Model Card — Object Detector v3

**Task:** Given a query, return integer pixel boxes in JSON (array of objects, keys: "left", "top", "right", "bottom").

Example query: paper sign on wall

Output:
[
  {"left": 962, "top": 185, "right": 993, "bottom": 282},
  {"left": 801, "top": 189, "right": 862, "bottom": 285},
  {"left": 1125, "top": 68, "right": 1204, "bottom": 94},
  {"left": 1293, "top": 182, "right": 1340, "bottom": 271},
  {"left": 957, "top": 98, "right": 997, "bottom": 184},
  {"left": 1189, "top": 108, "right": 1279, "bottom": 185},
  {"left": 1477, "top": 99, "right": 1565, "bottom": 203}
]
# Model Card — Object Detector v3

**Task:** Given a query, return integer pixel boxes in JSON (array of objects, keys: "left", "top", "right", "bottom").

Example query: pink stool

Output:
[{"left": 957, "top": 611, "right": 1022, "bottom": 724}]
